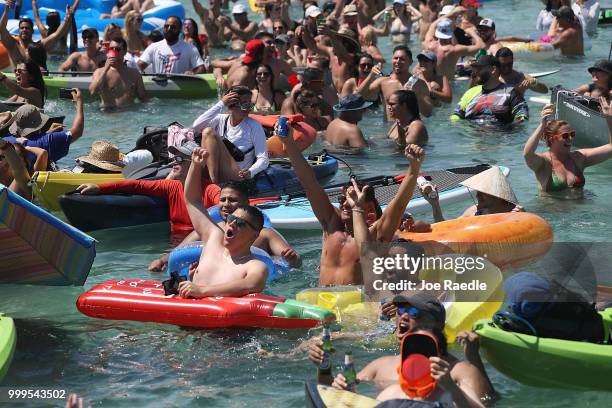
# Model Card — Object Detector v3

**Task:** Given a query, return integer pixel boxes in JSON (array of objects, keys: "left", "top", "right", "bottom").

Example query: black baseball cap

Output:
[
  {"left": 552, "top": 6, "right": 574, "bottom": 20},
  {"left": 588, "top": 60, "right": 612, "bottom": 75},
  {"left": 392, "top": 292, "right": 446, "bottom": 324},
  {"left": 472, "top": 54, "right": 499, "bottom": 68}
]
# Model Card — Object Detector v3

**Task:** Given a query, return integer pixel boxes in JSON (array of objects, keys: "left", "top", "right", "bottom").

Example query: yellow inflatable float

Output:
[{"left": 399, "top": 212, "right": 553, "bottom": 270}]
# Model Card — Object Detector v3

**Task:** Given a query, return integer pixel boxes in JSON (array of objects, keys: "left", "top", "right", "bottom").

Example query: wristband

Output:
[{"left": 351, "top": 208, "right": 364, "bottom": 213}]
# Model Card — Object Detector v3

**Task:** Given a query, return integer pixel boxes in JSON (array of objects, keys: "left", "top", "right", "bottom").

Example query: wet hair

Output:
[
  {"left": 392, "top": 90, "right": 421, "bottom": 120},
  {"left": 408, "top": 325, "right": 448, "bottom": 357},
  {"left": 221, "top": 181, "right": 250, "bottom": 201},
  {"left": 27, "top": 42, "right": 48, "bottom": 72},
  {"left": 183, "top": 18, "right": 204, "bottom": 57},
  {"left": 19, "top": 18, "right": 34, "bottom": 30},
  {"left": 542, "top": 119, "right": 572, "bottom": 146},
  {"left": 19, "top": 59, "right": 46, "bottom": 104},
  {"left": 302, "top": 67, "right": 324, "bottom": 83},
  {"left": 361, "top": 26, "right": 377, "bottom": 46},
  {"left": 110, "top": 36, "right": 128, "bottom": 52},
  {"left": 341, "top": 180, "right": 383, "bottom": 218},
  {"left": 495, "top": 47, "right": 513, "bottom": 59},
  {"left": 393, "top": 45, "right": 413, "bottom": 60},
  {"left": 82, "top": 27, "right": 99, "bottom": 40},
  {"left": 235, "top": 204, "right": 265, "bottom": 231},
  {"left": 226, "top": 85, "right": 252, "bottom": 98},
  {"left": 46, "top": 11, "right": 61, "bottom": 34}
]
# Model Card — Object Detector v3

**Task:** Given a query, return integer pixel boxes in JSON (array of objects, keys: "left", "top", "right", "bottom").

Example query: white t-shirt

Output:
[
  {"left": 137, "top": 39, "right": 205, "bottom": 74},
  {"left": 572, "top": 1, "right": 600, "bottom": 36}
]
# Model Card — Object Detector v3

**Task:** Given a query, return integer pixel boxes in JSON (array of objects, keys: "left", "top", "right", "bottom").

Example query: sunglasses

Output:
[
  {"left": 173, "top": 156, "right": 191, "bottom": 164},
  {"left": 108, "top": 46, "right": 122, "bottom": 52},
  {"left": 184, "top": 23, "right": 194, "bottom": 28},
  {"left": 301, "top": 101, "right": 320, "bottom": 108},
  {"left": 227, "top": 213, "right": 258, "bottom": 230},
  {"left": 359, "top": 63, "right": 373, "bottom": 68},
  {"left": 256, "top": 71, "right": 272, "bottom": 77},
  {"left": 396, "top": 305, "right": 428, "bottom": 319},
  {"left": 164, "top": 24, "right": 180, "bottom": 30},
  {"left": 550, "top": 130, "right": 576, "bottom": 141}
]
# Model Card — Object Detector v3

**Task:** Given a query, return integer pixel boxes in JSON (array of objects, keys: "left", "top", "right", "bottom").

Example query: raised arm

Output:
[
  {"left": 184, "top": 147, "right": 223, "bottom": 238},
  {"left": 0, "top": 139, "right": 31, "bottom": 198},
  {"left": 523, "top": 105, "right": 552, "bottom": 171},
  {"left": 0, "top": 2, "right": 21, "bottom": 62},
  {"left": 281, "top": 123, "right": 341, "bottom": 231},
  {"left": 68, "top": 89, "right": 85, "bottom": 142},
  {"left": 192, "top": 0, "right": 208, "bottom": 21},
  {"left": 346, "top": 178, "right": 373, "bottom": 246},
  {"left": 580, "top": 98, "right": 612, "bottom": 168},
  {"left": 356, "top": 63, "right": 384, "bottom": 101},
  {"left": 42, "top": 4, "right": 77, "bottom": 50},
  {"left": 373, "top": 144, "right": 424, "bottom": 241},
  {"left": 296, "top": 25, "right": 331, "bottom": 59},
  {"left": 31, "top": 0, "right": 48, "bottom": 37}
]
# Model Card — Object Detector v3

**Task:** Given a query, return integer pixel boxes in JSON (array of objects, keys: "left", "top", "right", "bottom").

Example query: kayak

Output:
[
  {"left": 0, "top": 313, "right": 16, "bottom": 383},
  {"left": 473, "top": 308, "right": 612, "bottom": 391},
  {"left": 456, "top": 69, "right": 560, "bottom": 82},
  {"left": 1, "top": 72, "right": 217, "bottom": 100},
  {"left": 258, "top": 164, "right": 509, "bottom": 230},
  {"left": 1, "top": 184, "right": 96, "bottom": 286},
  {"left": 400, "top": 212, "right": 553, "bottom": 270},
  {"left": 599, "top": 8, "right": 612, "bottom": 25},
  {"left": 35, "top": 155, "right": 338, "bottom": 212},
  {"left": 77, "top": 279, "right": 336, "bottom": 329},
  {"left": 552, "top": 86, "right": 609, "bottom": 148}
]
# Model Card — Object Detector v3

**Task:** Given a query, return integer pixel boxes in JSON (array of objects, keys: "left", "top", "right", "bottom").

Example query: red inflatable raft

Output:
[
  {"left": 250, "top": 114, "right": 317, "bottom": 158},
  {"left": 76, "top": 279, "right": 335, "bottom": 329}
]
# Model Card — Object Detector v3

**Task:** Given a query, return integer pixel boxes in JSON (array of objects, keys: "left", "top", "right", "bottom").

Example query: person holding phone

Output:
[
  {"left": 192, "top": 86, "right": 269, "bottom": 183},
  {"left": 89, "top": 37, "right": 147, "bottom": 111}
]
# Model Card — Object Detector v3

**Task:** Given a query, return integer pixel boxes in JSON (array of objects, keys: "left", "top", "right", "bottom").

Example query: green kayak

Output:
[
  {"left": 0, "top": 72, "right": 218, "bottom": 100},
  {"left": 0, "top": 313, "right": 16, "bottom": 383},
  {"left": 473, "top": 308, "right": 612, "bottom": 391}
]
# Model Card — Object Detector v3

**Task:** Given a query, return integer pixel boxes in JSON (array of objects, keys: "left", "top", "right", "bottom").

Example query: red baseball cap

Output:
[
  {"left": 244, "top": 39, "right": 265, "bottom": 64},
  {"left": 462, "top": 0, "right": 482, "bottom": 7}
]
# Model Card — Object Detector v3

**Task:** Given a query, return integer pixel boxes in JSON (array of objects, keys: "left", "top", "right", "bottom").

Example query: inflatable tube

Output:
[
  {"left": 399, "top": 213, "right": 553, "bottom": 270},
  {"left": 498, "top": 41, "right": 555, "bottom": 60},
  {"left": 76, "top": 279, "right": 336, "bottom": 329},
  {"left": 0, "top": 43, "right": 10, "bottom": 70},
  {"left": 0, "top": 313, "right": 16, "bottom": 383},
  {"left": 473, "top": 308, "right": 612, "bottom": 391},
  {"left": 250, "top": 114, "right": 317, "bottom": 158},
  {"left": 166, "top": 240, "right": 290, "bottom": 283},
  {"left": 249, "top": 0, "right": 264, "bottom": 13}
]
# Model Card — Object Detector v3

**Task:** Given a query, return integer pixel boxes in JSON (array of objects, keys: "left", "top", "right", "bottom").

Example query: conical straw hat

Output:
[{"left": 460, "top": 166, "right": 518, "bottom": 205}]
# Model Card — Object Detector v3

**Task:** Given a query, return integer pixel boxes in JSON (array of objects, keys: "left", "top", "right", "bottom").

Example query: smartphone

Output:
[{"left": 58, "top": 88, "right": 75, "bottom": 100}]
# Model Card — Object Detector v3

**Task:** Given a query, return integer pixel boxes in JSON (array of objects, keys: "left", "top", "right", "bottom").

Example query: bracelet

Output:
[{"left": 351, "top": 209, "right": 364, "bottom": 213}]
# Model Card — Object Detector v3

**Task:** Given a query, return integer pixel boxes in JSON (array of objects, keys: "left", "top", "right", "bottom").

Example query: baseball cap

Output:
[
  {"left": 243, "top": 39, "right": 265, "bottom": 64},
  {"left": 232, "top": 4, "right": 247, "bottom": 14},
  {"left": 274, "top": 34, "right": 289, "bottom": 45},
  {"left": 478, "top": 18, "right": 495, "bottom": 30},
  {"left": 435, "top": 18, "right": 453, "bottom": 40},
  {"left": 588, "top": 59, "right": 612, "bottom": 75},
  {"left": 462, "top": 0, "right": 482, "bottom": 8},
  {"left": 417, "top": 50, "right": 437, "bottom": 63},
  {"left": 472, "top": 54, "right": 498, "bottom": 68},
  {"left": 439, "top": 5, "right": 455, "bottom": 17},
  {"left": 393, "top": 0, "right": 407, "bottom": 5},
  {"left": 305, "top": 5, "right": 322, "bottom": 19},
  {"left": 552, "top": 6, "right": 575, "bottom": 20},
  {"left": 342, "top": 4, "right": 358, "bottom": 16},
  {"left": 392, "top": 292, "right": 446, "bottom": 324}
]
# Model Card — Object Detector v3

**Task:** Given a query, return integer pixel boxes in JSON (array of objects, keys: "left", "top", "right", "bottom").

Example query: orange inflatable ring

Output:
[
  {"left": 250, "top": 114, "right": 317, "bottom": 158},
  {"left": 400, "top": 212, "right": 553, "bottom": 270},
  {"left": 0, "top": 43, "right": 10, "bottom": 70}
]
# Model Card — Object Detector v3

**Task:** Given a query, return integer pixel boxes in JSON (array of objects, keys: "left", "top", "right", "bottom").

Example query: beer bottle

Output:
[
  {"left": 343, "top": 351, "right": 357, "bottom": 392},
  {"left": 317, "top": 325, "right": 334, "bottom": 384}
]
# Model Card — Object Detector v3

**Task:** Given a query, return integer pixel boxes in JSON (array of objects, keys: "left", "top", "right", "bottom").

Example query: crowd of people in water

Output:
[{"left": 1, "top": 0, "right": 611, "bottom": 406}]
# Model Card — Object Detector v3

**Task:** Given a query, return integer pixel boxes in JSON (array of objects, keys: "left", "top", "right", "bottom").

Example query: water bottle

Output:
[
  {"left": 417, "top": 176, "right": 438, "bottom": 199},
  {"left": 343, "top": 351, "right": 357, "bottom": 391},
  {"left": 317, "top": 325, "right": 334, "bottom": 382},
  {"left": 277, "top": 116, "right": 289, "bottom": 138},
  {"left": 405, "top": 75, "right": 418, "bottom": 90}
]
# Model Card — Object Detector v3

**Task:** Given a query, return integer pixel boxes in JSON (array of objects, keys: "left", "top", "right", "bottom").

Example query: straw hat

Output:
[
  {"left": 77, "top": 141, "right": 125, "bottom": 172},
  {"left": 460, "top": 166, "right": 518, "bottom": 205},
  {"left": 0, "top": 111, "right": 15, "bottom": 131}
]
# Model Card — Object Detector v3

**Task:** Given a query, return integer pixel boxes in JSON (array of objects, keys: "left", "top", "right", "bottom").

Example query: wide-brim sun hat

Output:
[
  {"left": 333, "top": 94, "right": 374, "bottom": 112},
  {"left": 8, "top": 104, "right": 51, "bottom": 138},
  {"left": 460, "top": 166, "right": 518, "bottom": 205},
  {"left": 0, "top": 111, "right": 15, "bottom": 131},
  {"left": 77, "top": 140, "right": 125, "bottom": 172}
]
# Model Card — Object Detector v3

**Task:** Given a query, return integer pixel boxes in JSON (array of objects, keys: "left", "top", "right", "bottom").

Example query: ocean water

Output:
[{"left": 2, "top": 0, "right": 612, "bottom": 406}]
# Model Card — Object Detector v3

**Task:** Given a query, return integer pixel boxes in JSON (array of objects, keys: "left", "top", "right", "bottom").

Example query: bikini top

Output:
[{"left": 548, "top": 154, "right": 586, "bottom": 191}]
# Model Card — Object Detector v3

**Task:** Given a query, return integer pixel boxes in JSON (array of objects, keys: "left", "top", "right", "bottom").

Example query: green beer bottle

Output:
[
  {"left": 475, "top": 48, "right": 487, "bottom": 60},
  {"left": 317, "top": 325, "right": 334, "bottom": 384},
  {"left": 343, "top": 351, "right": 357, "bottom": 392}
]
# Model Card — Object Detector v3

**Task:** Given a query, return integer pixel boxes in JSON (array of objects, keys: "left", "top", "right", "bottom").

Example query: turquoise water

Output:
[{"left": 2, "top": 0, "right": 612, "bottom": 406}]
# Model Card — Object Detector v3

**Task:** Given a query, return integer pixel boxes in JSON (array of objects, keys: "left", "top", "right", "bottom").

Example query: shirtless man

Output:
[
  {"left": 59, "top": 29, "right": 106, "bottom": 72},
  {"left": 178, "top": 147, "right": 268, "bottom": 299},
  {"left": 308, "top": 292, "right": 496, "bottom": 405},
  {"left": 220, "top": 4, "right": 258, "bottom": 51},
  {"left": 549, "top": 6, "right": 584, "bottom": 56},
  {"left": 281, "top": 67, "right": 335, "bottom": 120},
  {"left": 297, "top": 24, "right": 359, "bottom": 94},
  {"left": 192, "top": 0, "right": 225, "bottom": 48},
  {"left": 422, "top": 16, "right": 485, "bottom": 79},
  {"left": 217, "top": 39, "right": 265, "bottom": 89},
  {"left": 359, "top": 46, "right": 433, "bottom": 119},
  {"left": 89, "top": 38, "right": 147, "bottom": 110},
  {"left": 495, "top": 47, "right": 548, "bottom": 96},
  {"left": 282, "top": 121, "right": 424, "bottom": 285},
  {"left": 476, "top": 18, "right": 502, "bottom": 55},
  {"left": 323, "top": 94, "right": 372, "bottom": 152},
  {"left": 0, "top": 1, "right": 76, "bottom": 65}
]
